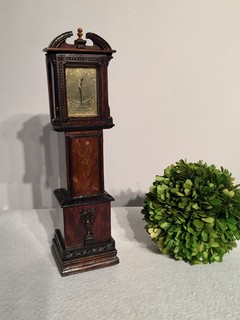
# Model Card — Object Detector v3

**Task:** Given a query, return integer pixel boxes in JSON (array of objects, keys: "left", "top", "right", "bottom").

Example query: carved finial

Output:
[
  {"left": 77, "top": 28, "right": 83, "bottom": 39},
  {"left": 74, "top": 27, "right": 87, "bottom": 48}
]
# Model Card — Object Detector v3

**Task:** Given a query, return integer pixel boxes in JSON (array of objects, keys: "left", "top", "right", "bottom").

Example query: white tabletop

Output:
[{"left": 1, "top": 207, "right": 240, "bottom": 320}]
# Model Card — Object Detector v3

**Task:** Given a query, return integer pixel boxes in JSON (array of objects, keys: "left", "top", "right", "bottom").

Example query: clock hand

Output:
[{"left": 79, "top": 77, "right": 83, "bottom": 104}]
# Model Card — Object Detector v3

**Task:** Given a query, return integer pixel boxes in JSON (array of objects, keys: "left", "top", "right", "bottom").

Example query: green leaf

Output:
[
  {"left": 183, "top": 179, "right": 193, "bottom": 189},
  {"left": 149, "top": 228, "right": 161, "bottom": 239},
  {"left": 155, "top": 175, "right": 164, "bottom": 182},
  {"left": 203, "top": 251, "right": 208, "bottom": 259},
  {"left": 223, "top": 188, "right": 229, "bottom": 195},
  {"left": 201, "top": 230, "right": 208, "bottom": 241},
  {"left": 211, "top": 242, "right": 219, "bottom": 248},
  {"left": 178, "top": 199, "right": 188, "bottom": 209},
  {"left": 157, "top": 185, "right": 167, "bottom": 195},
  {"left": 201, "top": 186, "right": 211, "bottom": 194},
  {"left": 192, "top": 240, "right": 197, "bottom": 248},
  {"left": 183, "top": 248, "right": 192, "bottom": 260},
  {"left": 174, "top": 247, "right": 180, "bottom": 254},
  {"left": 192, "top": 190, "right": 197, "bottom": 198},
  {"left": 201, "top": 217, "right": 214, "bottom": 224},
  {"left": 193, "top": 219, "right": 204, "bottom": 229},
  {"left": 161, "top": 247, "right": 170, "bottom": 254},
  {"left": 228, "top": 190, "right": 235, "bottom": 198},
  {"left": 192, "top": 203, "right": 199, "bottom": 210},
  {"left": 227, "top": 217, "right": 237, "bottom": 225},
  {"left": 209, "top": 198, "right": 221, "bottom": 206},
  {"left": 227, "top": 223, "right": 237, "bottom": 231},
  {"left": 160, "top": 222, "right": 169, "bottom": 229},
  {"left": 149, "top": 186, "right": 156, "bottom": 193},
  {"left": 216, "top": 219, "right": 227, "bottom": 231},
  {"left": 177, "top": 216, "right": 186, "bottom": 223},
  {"left": 191, "top": 259, "right": 202, "bottom": 265},
  {"left": 198, "top": 242, "right": 204, "bottom": 252},
  {"left": 212, "top": 252, "right": 220, "bottom": 261},
  {"left": 186, "top": 238, "right": 192, "bottom": 249},
  {"left": 166, "top": 239, "right": 174, "bottom": 249},
  {"left": 196, "top": 252, "right": 203, "bottom": 261},
  {"left": 209, "top": 232, "right": 218, "bottom": 239},
  {"left": 176, "top": 230, "right": 182, "bottom": 240},
  {"left": 222, "top": 189, "right": 235, "bottom": 198},
  {"left": 187, "top": 226, "right": 195, "bottom": 234},
  {"left": 176, "top": 192, "right": 184, "bottom": 197},
  {"left": 220, "top": 233, "right": 226, "bottom": 242}
]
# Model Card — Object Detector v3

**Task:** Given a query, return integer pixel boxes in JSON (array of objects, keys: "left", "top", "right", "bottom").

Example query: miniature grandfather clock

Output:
[{"left": 44, "top": 28, "right": 119, "bottom": 276}]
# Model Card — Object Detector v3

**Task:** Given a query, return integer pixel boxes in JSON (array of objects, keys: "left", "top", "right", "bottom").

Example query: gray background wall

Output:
[{"left": 1, "top": 0, "right": 240, "bottom": 209}]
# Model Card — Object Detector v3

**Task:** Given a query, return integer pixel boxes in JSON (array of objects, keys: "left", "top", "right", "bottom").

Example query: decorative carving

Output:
[
  {"left": 64, "top": 56, "right": 111, "bottom": 63},
  {"left": 44, "top": 28, "right": 115, "bottom": 53},
  {"left": 48, "top": 31, "right": 73, "bottom": 49},
  {"left": 74, "top": 28, "right": 87, "bottom": 48},
  {"left": 58, "top": 60, "right": 68, "bottom": 122},
  {"left": 54, "top": 188, "right": 114, "bottom": 206},
  {"left": 86, "top": 32, "right": 112, "bottom": 51},
  {"left": 77, "top": 28, "right": 83, "bottom": 38},
  {"left": 102, "top": 67, "right": 109, "bottom": 117},
  {"left": 53, "top": 229, "right": 116, "bottom": 260},
  {"left": 80, "top": 208, "right": 96, "bottom": 245},
  {"left": 64, "top": 241, "right": 115, "bottom": 259}
]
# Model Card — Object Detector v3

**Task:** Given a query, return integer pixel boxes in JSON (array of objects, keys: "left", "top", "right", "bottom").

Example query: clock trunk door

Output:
[{"left": 66, "top": 130, "right": 104, "bottom": 198}]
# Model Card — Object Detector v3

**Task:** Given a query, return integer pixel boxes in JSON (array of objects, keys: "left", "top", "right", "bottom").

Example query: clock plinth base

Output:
[{"left": 52, "top": 230, "right": 119, "bottom": 276}]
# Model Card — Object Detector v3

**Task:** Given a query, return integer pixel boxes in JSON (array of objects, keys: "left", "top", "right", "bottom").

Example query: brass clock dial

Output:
[{"left": 66, "top": 67, "right": 98, "bottom": 117}]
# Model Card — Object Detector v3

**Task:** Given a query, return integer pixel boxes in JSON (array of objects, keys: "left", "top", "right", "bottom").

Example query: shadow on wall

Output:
[
  {"left": 0, "top": 114, "right": 145, "bottom": 209},
  {"left": 111, "top": 189, "right": 145, "bottom": 207},
  {"left": 18, "top": 114, "right": 59, "bottom": 209},
  {"left": 0, "top": 114, "right": 59, "bottom": 209}
]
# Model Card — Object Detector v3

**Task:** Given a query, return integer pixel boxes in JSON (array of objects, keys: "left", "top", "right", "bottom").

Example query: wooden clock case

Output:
[{"left": 44, "top": 29, "right": 119, "bottom": 276}]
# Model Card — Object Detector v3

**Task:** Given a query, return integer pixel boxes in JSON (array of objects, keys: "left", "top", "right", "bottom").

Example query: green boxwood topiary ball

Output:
[{"left": 142, "top": 160, "right": 240, "bottom": 264}]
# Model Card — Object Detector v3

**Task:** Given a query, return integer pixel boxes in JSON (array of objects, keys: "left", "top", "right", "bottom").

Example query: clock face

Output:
[{"left": 66, "top": 67, "right": 98, "bottom": 117}]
